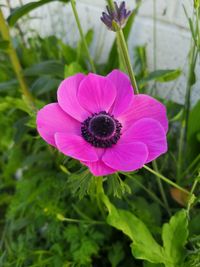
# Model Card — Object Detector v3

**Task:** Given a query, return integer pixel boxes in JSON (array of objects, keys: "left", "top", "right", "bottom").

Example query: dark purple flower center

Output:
[{"left": 81, "top": 111, "right": 122, "bottom": 148}]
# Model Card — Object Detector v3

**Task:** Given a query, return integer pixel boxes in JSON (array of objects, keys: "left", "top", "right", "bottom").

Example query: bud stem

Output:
[{"left": 117, "top": 28, "right": 139, "bottom": 94}]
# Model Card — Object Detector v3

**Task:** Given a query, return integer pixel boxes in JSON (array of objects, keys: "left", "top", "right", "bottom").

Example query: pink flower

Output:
[{"left": 36, "top": 70, "right": 168, "bottom": 176}]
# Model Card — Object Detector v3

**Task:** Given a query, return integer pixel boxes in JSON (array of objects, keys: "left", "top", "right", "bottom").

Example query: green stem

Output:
[
  {"left": 107, "top": 0, "right": 115, "bottom": 9},
  {"left": 177, "top": 120, "right": 186, "bottom": 182},
  {"left": 182, "top": 152, "right": 200, "bottom": 177},
  {"left": 143, "top": 165, "right": 190, "bottom": 195},
  {"left": 116, "top": 29, "right": 139, "bottom": 94},
  {"left": 125, "top": 173, "right": 165, "bottom": 208},
  {"left": 152, "top": 161, "right": 171, "bottom": 215},
  {"left": 187, "top": 172, "right": 200, "bottom": 215},
  {"left": 57, "top": 213, "right": 105, "bottom": 225},
  {"left": 70, "top": 0, "right": 96, "bottom": 73},
  {"left": 106, "top": 0, "right": 139, "bottom": 93},
  {"left": 116, "top": 33, "right": 127, "bottom": 71},
  {"left": 0, "top": 9, "right": 34, "bottom": 107},
  {"left": 96, "top": 176, "right": 105, "bottom": 217}
]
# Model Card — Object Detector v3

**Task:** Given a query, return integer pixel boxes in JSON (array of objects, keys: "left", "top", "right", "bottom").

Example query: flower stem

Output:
[
  {"left": 116, "top": 29, "right": 139, "bottom": 94},
  {"left": 187, "top": 172, "right": 199, "bottom": 215},
  {"left": 96, "top": 176, "right": 105, "bottom": 217},
  {"left": 0, "top": 9, "right": 35, "bottom": 107},
  {"left": 143, "top": 165, "right": 190, "bottom": 195},
  {"left": 177, "top": 120, "right": 186, "bottom": 182},
  {"left": 107, "top": 0, "right": 115, "bottom": 9},
  {"left": 70, "top": 0, "right": 96, "bottom": 73},
  {"left": 182, "top": 153, "right": 200, "bottom": 177},
  {"left": 56, "top": 213, "right": 105, "bottom": 225},
  {"left": 152, "top": 161, "right": 171, "bottom": 215},
  {"left": 106, "top": 0, "right": 139, "bottom": 93}
]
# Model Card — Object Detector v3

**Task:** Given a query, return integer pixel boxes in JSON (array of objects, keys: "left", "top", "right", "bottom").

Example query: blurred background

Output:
[{"left": 2, "top": 0, "right": 200, "bottom": 105}]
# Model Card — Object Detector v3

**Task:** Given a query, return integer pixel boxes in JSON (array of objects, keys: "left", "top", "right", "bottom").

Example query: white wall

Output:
[{"left": 2, "top": 0, "right": 200, "bottom": 105}]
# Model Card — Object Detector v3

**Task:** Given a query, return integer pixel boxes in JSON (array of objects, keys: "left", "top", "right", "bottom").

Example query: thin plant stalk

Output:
[
  {"left": 177, "top": 5, "right": 200, "bottom": 182},
  {"left": 0, "top": 9, "right": 34, "bottom": 107},
  {"left": 56, "top": 213, "right": 105, "bottom": 225},
  {"left": 96, "top": 176, "right": 105, "bottom": 217},
  {"left": 124, "top": 173, "right": 166, "bottom": 208},
  {"left": 70, "top": 0, "right": 96, "bottom": 73},
  {"left": 152, "top": 161, "right": 171, "bottom": 215},
  {"left": 116, "top": 28, "right": 139, "bottom": 94},
  {"left": 106, "top": 0, "right": 139, "bottom": 94},
  {"left": 187, "top": 172, "right": 200, "bottom": 215},
  {"left": 182, "top": 154, "right": 200, "bottom": 177},
  {"left": 144, "top": 165, "right": 190, "bottom": 195}
]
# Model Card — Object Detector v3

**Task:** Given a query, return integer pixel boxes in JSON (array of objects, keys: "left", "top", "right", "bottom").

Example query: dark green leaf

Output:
[
  {"left": 0, "top": 79, "right": 18, "bottom": 91},
  {"left": 31, "top": 76, "right": 61, "bottom": 95},
  {"left": 140, "top": 69, "right": 182, "bottom": 85},
  {"left": 7, "top": 0, "right": 70, "bottom": 27},
  {"left": 23, "top": 60, "right": 64, "bottom": 78}
]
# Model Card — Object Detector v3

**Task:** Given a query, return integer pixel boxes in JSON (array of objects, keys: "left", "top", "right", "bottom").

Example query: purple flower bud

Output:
[{"left": 101, "top": 1, "right": 131, "bottom": 31}]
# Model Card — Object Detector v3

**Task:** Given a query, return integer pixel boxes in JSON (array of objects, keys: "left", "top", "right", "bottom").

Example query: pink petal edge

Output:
[
  {"left": 121, "top": 118, "right": 168, "bottom": 163},
  {"left": 55, "top": 133, "right": 98, "bottom": 162},
  {"left": 78, "top": 73, "right": 117, "bottom": 114},
  {"left": 57, "top": 73, "right": 90, "bottom": 121},
  {"left": 36, "top": 103, "right": 80, "bottom": 147},
  {"left": 107, "top": 69, "right": 134, "bottom": 117},
  {"left": 102, "top": 142, "right": 148, "bottom": 172},
  {"left": 83, "top": 160, "right": 116, "bottom": 176},
  {"left": 118, "top": 94, "right": 168, "bottom": 133}
]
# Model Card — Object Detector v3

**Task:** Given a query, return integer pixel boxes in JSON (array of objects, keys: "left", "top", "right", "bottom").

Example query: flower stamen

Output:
[{"left": 81, "top": 111, "right": 122, "bottom": 148}]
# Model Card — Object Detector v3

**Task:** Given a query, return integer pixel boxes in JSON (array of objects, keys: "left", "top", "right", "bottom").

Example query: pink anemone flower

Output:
[{"left": 36, "top": 70, "right": 168, "bottom": 176}]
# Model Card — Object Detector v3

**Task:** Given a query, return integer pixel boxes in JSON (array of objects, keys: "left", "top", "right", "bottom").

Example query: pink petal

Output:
[
  {"left": 102, "top": 142, "right": 148, "bottom": 172},
  {"left": 36, "top": 103, "right": 80, "bottom": 147},
  {"left": 121, "top": 118, "right": 168, "bottom": 163},
  {"left": 55, "top": 133, "right": 98, "bottom": 162},
  {"left": 57, "top": 73, "right": 90, "bottom": 121},
  {"left": 78, "top": 73, "right": 116, "bottom": 114},
  {"left": 107, "top": 69, "right": 133, "bottom": 116},
  {"left": 118, "top": 94, "right": 168, "bottom": 133},
  {"left": 83, "top": 160, "right": 116, "bottom": 176}
]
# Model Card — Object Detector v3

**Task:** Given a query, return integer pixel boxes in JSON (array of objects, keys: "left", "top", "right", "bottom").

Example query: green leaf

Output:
[
  {"left": 7, "top": 0, "right": 69, "bottom": 27},
  {"left": 0, "top": 79, "right": 18, "bottom": 91},
  {"left": 102, "top": 194, "right": 165, "bottom": 264},
  {"left": 30, "top": 76, "right": 61, "bottom": 95},
  {"left": 143, "top": 262, "right": 164, "bottom": 267},
  {"left": 0, "top": 96, "right": 32, "bottom": 114},
  {"left": 103, "top": 195, "right": 189, "bottom": 267},
  {"left": 64, "top": 62, "right": 84, "bottom": 78},
  {"left": 108, "top": 242, "right": 125, "bottom": 267},
  {"left": 140, "top": 69, "right": 182, "bottom": 85},
  {"left": 68, "top": 171, "right": 96, "bottom": 199},
  {"left": 23, "top": 60, "right": 64, "bottom": 78},
  {"left": 162, "top": 210, "right": 188, "bottom": 266},
  {"left": 107, "top": 174, "right": 131, "bottom": 198}
]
